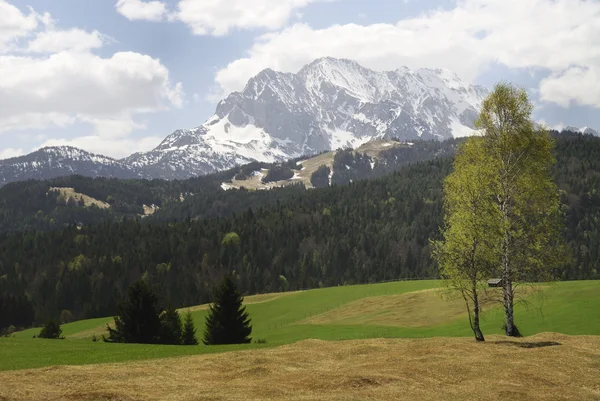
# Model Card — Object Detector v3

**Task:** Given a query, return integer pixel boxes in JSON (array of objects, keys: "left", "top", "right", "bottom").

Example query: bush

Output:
[
  {"left": 38, "top": 320, "right": 64, "bottom": 339},
  {"left": 254, "top": 338, "right": 268, "bottom": 344}
]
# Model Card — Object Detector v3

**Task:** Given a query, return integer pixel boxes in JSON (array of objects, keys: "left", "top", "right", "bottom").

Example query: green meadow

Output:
[{"left": 1, "top": 280, "right": 598, "bottom": 371}]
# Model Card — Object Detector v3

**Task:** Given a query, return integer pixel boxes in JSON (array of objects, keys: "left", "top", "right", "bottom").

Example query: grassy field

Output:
[
  {"left": 1, "top": 280, "right": 599, "bottom": 373},
  {"left": 1, "top": 333, "right": 599, "bottom": 400}
]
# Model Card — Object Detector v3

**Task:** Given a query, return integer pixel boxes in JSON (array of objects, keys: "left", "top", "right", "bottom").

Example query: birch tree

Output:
[
  {"left": 433, "top": 137, "right": 499, "bottom": 341},
  {"left": 477, "top": 83, "right": 563, "bottom": 337}
]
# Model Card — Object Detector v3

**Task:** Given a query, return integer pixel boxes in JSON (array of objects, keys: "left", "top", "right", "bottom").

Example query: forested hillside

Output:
[
  {"left": 0, "top": 132, "right": 599, "bottom": 329},
  {"left": 0, "top": 139, "right": 455, "bottom": 233}
]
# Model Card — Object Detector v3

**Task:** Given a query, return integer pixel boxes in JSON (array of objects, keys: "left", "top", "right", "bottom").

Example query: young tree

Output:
[
  {"left": 38, "top": 319, "right": 63, "bottom": 339},
  {"left": 477, "top": 83, "right": 563, "bottom": 336},
  {"left": 182, "top": 310, "right": 198, "bottom": 345},
  {"left": 104, "top": 280, "right": 163, "bottom": 344},
  {"left": 203, "top": 275, "right": 252, "bottom": 345},
  {"left": 432, "top": 137, "right": 499, "bottom": 341},
  {"left": 159, "top": 306, "right": 183, "bottom": 345}
]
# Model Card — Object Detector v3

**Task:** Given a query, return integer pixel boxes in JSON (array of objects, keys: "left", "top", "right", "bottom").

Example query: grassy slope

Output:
[{"left": 1, "top": 280, "right": 598, "bottom": 371}]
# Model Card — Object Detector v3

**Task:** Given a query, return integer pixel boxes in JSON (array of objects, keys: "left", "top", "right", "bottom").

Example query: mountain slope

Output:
[
  {"left": 125, "top": 57, "right": 489, "bottom": 179},
  {"left": 0, "top": 146, "right": 148, "bottom": 186}
]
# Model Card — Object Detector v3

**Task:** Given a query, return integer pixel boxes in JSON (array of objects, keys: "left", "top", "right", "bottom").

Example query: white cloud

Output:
[
  {"left": 172, "top": 0, "right": 327, "bottom": 36},
  {"left": 116, "top": 0, "right": 167, "bottom": 22},
  {"left": 39, "top": 135, "right": 163, "bottom": 159},
  {"left": 0, "top": 147, "right": 24, "bottom": 159},
  {"left": 213, "top": 0, "right": 600, "bottom": 109},
  {"left": 540, "top": 66, "right": 600, "bottom": 108},
  {"left": 26, "top": 29, "right": 106, "bottom": 53},
  {"left": 116, "top": 0, "right": 330, "bottom": 35},
  {"left": 0, "top": 0, "right": 183, "bottom": 158},
  {"left": 0, "top": 0, "right": 42, "bottom": 51},
  {"left": 0, "top": 51, "right": 183, "bottom": 128}
]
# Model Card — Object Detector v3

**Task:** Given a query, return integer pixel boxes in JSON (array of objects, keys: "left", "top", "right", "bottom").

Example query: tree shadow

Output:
[{"left": 491, "top": 340, "right": 561, "bottom": 349}]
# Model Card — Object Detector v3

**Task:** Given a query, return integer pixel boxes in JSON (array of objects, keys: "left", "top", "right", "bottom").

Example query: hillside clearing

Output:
[
  {"left": 48, "top": 187, "right": 110, "bottom": 209},
  {"left": 222, "top": 139, "right": 407, "bottom": 190},
  {"left": 1, "top": 333, "right": 598, "bottom": 401},
  {"left": 300, "top": 286, "right": 542, "bottom": 327}
]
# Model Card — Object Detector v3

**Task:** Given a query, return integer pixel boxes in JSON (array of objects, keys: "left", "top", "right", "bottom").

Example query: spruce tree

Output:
[
  {"left": 182, "top": 310, "right": 198, "bottom": 345},
  {"left": 159, "top": 306, "right": 183, "bottom": 345},
  {"left": 104, "top": 280, "right": 163, "bottom": 344},
  {"left": 203, "top": 276, "right": 252, "bottom": 345}
]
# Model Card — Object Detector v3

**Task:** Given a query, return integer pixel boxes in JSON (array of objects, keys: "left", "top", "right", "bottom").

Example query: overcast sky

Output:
[{"left": 1, "top": 0, "right": 599, "bottom": 159}]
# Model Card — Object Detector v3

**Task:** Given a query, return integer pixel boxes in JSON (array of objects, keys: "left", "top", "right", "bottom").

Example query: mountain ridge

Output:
[{"left": 2, "top": 57, "right": 598, "bottom": 186}]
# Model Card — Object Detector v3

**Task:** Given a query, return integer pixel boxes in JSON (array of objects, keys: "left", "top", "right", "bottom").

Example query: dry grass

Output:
[
  {"left": 48, "top": 187, "right": 110, "bottom": 209},
  {"left": 142, "top": 205, "right": 158, "bottom": 216},
  {"left": 1, "top": 334, "right": 599, "bottom": 400},
  {"left": 300, "top": 287, "right": 542, "bottom": 328},
  {"left": 355, "top": 139, "right": 406, "bottom": 158},
  {"left": 223, "top": 140, "right": 404, "bottom": 191},
  {"left": 296, "top": 151, "right": 336, "bottom": 188}
]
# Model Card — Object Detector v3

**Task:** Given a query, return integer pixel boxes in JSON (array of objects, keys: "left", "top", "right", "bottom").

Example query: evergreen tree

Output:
[
  {"left": 158, "top": 306, "right": 183, "bottom": 345},
  {"left": 38, "top": 319, "right": 63, "bottom": 339},
  {"left": 104, "top": 281, "right": 163, "bottom": 344},
  {"left": 203, "top": 276, "right": 252, "bottom": 345},
  {"left": 182, "top": 310, "right": 198, "bottom": 345}
]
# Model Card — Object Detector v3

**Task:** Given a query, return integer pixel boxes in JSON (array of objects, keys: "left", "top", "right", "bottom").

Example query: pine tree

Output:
[
  {"left": 182, "top": 310, "right": 198, "bottom": 345},
  {"left": 159, "top": 306, "right": 183, "bottom": 345},
  {"left": 104, "top": 280, "right": 163, "bottom": 344},
  {"left": 203, "top": 275, "right": 252, "bottom": 345}
]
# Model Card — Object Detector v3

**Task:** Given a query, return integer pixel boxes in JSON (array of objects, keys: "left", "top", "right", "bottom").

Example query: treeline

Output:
[{"left": 0, "top": 132, "right": 599, "bottom": 330}]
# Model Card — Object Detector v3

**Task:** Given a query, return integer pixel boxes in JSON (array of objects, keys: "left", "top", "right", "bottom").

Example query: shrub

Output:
[{"left": 38, "top": 320, "right": 63, "bottom": 339}]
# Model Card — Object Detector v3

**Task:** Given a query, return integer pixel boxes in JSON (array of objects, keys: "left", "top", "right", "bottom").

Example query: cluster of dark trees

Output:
[
  {"left": 104, "top": 276, "right": 250, "bottom": 345},
  {"left": 104, "top": 280, "right": 199, "bottom": 345},
  {"left": 0, "top": 132, "right": 598, "bottom": 331},
  {"left": 262, "top": 166, "right": 295, "bottom": 183}
]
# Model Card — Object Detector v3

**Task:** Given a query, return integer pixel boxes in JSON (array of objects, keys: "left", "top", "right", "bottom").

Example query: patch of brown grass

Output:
[
  {"left": 300, "top": 287, "right": 541, "bottom": 327},
  {"left": 1, "top": 334, "right": 599, "bottom": 400},
  {"left": 48, "top": 187, "right": 110, "bottom": 209}
]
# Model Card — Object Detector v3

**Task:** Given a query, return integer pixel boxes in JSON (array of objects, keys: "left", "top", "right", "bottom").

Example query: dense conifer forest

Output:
[{"left": 0, "top": 131, "right": 599, "bottom": 330}]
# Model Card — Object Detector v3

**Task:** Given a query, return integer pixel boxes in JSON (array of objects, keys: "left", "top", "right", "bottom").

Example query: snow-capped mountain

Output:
[
  {"left": 126, "top": 57, "right": 489, "bottom": 178},
  {"left": 564, "top": 126, "right": 599, "bottom": 136},
  {"left": 0, "top": 146, "right": 148, "bottom": 187},
  {"left": 1, "top": 58, "right": 491, "bottom": 183}
]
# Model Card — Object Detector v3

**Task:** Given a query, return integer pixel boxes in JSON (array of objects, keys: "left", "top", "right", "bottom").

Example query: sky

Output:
[{"left": 0, "top": 0, "right": 599, "bottom": 160}]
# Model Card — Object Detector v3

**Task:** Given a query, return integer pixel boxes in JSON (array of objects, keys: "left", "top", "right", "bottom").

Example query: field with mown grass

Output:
[{"left": 1, "top": 280, "right": 599, "bottom": 373}]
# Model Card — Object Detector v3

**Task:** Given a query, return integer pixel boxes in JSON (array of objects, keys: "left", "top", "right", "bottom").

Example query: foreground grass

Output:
[
  {"left": 1, "top": 280, "right": 598, "bottom": 371},
  {"left": 1, "top": 333, "right": 599, "bottom": 400}
]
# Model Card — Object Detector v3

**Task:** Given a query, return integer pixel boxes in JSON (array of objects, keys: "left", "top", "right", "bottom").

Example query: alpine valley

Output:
[{"left": 1, "top": 57, "right": 493, "bottom": 185}]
